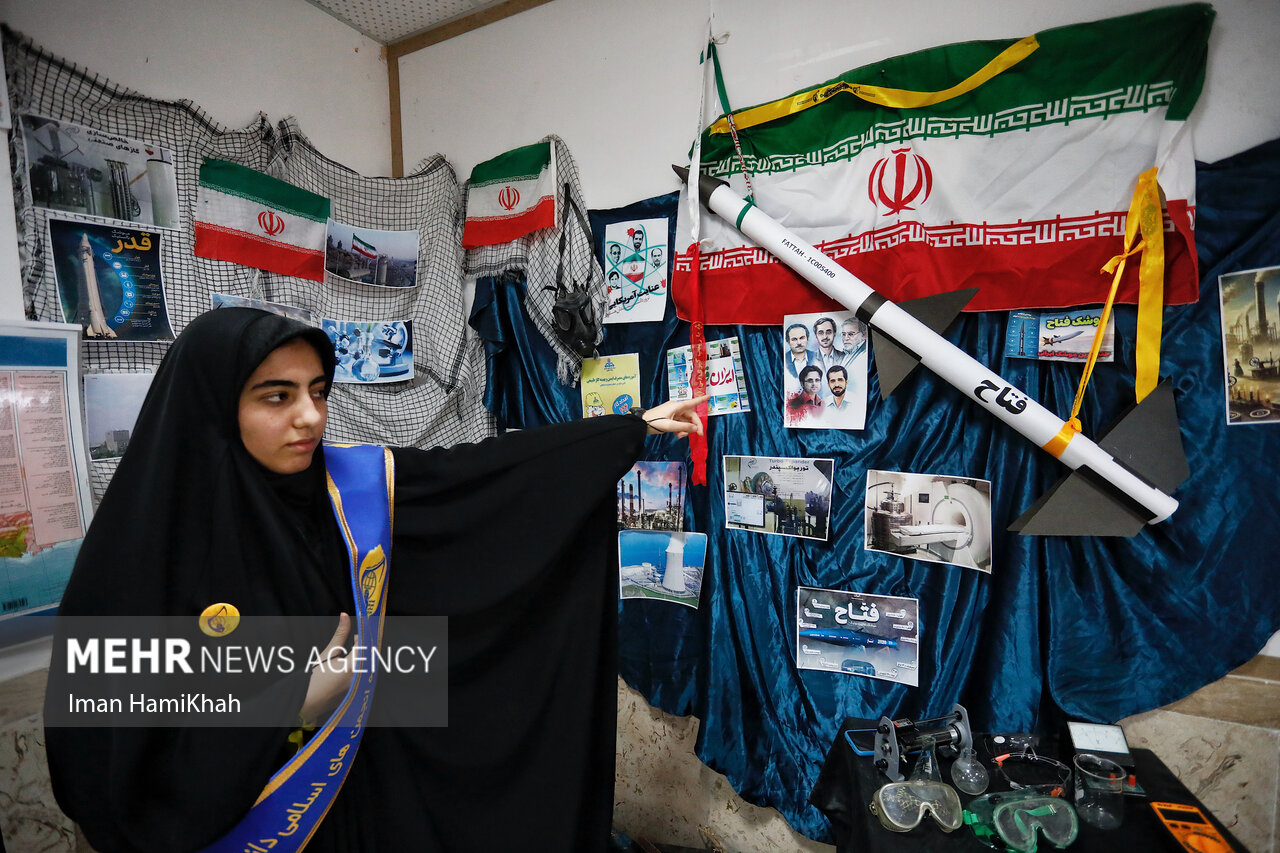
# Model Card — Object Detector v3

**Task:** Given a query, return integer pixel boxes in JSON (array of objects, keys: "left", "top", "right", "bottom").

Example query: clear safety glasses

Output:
[{"left": 963, "top": 787, "right": 1079, "bottom": 852}]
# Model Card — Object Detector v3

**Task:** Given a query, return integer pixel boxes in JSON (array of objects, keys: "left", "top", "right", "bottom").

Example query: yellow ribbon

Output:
[
  {"left": 1058, "top": 168, "right": 1164, "bottom": 448},
  {"left": 709, "top": 35, "right": 1038, "bottom": 134}
]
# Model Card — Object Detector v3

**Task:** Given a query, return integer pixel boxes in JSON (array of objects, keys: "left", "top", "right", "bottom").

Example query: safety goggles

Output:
[
  {"left": 869, "top": 779, "right": 963, "bottom": 832},
  {"left": 963, "top": 788, "right": 1079, "bottom": 852}
]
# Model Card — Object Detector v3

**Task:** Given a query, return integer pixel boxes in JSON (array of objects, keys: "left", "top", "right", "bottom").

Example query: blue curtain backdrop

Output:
[{"left": 468, "top": 144, "right": 1280, "bottom": 842}]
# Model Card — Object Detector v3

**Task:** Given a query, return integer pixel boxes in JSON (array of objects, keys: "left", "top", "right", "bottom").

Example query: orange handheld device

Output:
[{"left": 1148, "top": 801, "right": 1236, "bottom": 853}]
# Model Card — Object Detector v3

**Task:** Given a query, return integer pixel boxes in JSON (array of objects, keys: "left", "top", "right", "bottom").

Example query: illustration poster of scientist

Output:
[
  {"left": 48, "top": 218, "right": 175, "bottom": 342},
  {"left": 84, "top": 373, "right": 153, "bottom": 460},
  {"left": 781, "top": 310, "right": 868, "bottom": 430},
  {"left": 321, "top": 319, "right": 414, "bottom": 384},
  {"left": 617, "top": 460, "right": 686, "bottom": 530},
  {"left": 211, "top": 293, "right": 316, "bottom": 325},
  {"left": 1218, "top": 265, "right": 1280, "bottom": 424},
  {"left": 666, "top": 336, "right": 751, "bottom": 415},
  {"left": 865, "top": 470, "right": 993, "bottom": 573},
  {"left": 1004, "top": 308, "right": 1115, "bottom": 362},
  {"left": 619, "top": 530, "right": 707, "bottom": 609},
  {"left": 796, "top": 586, "right": 919, "bottom": 686},
  {"left": 581, "top": 353, "right": 641, "bottom": 417},
  {"left": 602, "top": 218, "right": 669, "bottom": 324},
  {"left": 20, "top": 115, "right": 180, "bottom": 230},
  {"left": 723, "top": 455, "right": 834, "bottom": 541},
  {"left": 0, "top": 320, "right": 94, "bottom": 636},
  {"left": 324, "top": 219, "right": 421, "bottom": 288}
]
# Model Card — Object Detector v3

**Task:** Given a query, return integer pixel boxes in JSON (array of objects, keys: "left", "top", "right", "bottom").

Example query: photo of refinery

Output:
[
  {"left": 1218, "top": 265, "right": 1280, "bottom": 424},
  {"left": 617, "top": 461, "right": 686, "bottom": 531}
]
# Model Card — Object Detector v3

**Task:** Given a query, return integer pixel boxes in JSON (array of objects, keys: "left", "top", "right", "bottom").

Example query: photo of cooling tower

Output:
[
  {"left": 865, "top": 469, "right": 993, "bottom": 573},
  {"left": 618, "top": 530, "right": 707, "bottom": 609},
  {"left": 1218, "top": 265, "right": 1280, "bottom": 424}
]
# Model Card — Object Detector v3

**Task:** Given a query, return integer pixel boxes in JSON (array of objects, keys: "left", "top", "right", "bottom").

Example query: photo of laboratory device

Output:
[{"left": 864, "top": 470, "right": 992, "bottom": 573}]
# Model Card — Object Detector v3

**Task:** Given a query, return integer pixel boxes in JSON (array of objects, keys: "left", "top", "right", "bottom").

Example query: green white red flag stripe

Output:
[
  {"left": 352, "top": 234, "right": 377, "bottom": 259},
  {"left": 462, "top": 141, "right": 557, "bottom": 248},
  {"left": 194, "top": 159, "right": 330, "bottom": 282},
  {"left": 673, "top": 4, "right": 1212, "bottom": 323}
]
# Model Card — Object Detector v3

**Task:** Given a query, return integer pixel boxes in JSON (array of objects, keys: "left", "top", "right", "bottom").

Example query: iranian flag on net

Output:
[
  {"left": 194, "top": 160, "right": 330, "bottom": 282},
  {"left": 462, "top": 141, "right": 557, "bottom": 248},
  {"left": 673, "top": 4, "right": 1213, "bottom": 323}
]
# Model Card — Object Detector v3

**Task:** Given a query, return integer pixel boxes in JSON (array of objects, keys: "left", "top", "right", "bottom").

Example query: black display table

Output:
[{"left": 810, "top": 717, "right": 1245, "bottom": 852}]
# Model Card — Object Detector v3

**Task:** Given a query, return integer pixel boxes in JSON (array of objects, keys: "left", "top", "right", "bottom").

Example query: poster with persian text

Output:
[
  {"left": 48, "top": 218, "right": 174, "bottom": 341},
  {"left": 603, "top": 218, "right": 669, "bottom": 323},
  {"left": 795, "top": 586, "right": 919, "bottom": 686},
  {"left": 581, "top": 353, "right": 641, "bottom": 417},
  {"left": 0, "top": 321, "right": 93, "bottom": 639},
  {"left": 19, "top": 114, "right": 179, "bottom": 229}
]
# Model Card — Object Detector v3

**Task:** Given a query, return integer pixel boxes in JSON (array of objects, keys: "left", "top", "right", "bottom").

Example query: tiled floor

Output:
[
  {"left": 3, "top": 662, "right": 1278, "bottom": 852},
  {"left": 1120, "top": 655, "right": 1280, "bottom": 853}
]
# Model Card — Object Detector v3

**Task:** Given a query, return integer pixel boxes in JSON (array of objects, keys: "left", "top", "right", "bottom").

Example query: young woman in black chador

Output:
[{"left": 46, "top": 307, "right": 705, "bottom": 851}]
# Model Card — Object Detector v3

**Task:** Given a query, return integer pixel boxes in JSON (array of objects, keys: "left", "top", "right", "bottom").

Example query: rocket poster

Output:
[
  {"left": 795, "top": 586, "right": 919, "bottom": 686},
  {"left": 47, "top": 217, "right": 174, "bottom": 342},
  {"left": 602, "top": 218, "right": 669, "bottom": 324}
]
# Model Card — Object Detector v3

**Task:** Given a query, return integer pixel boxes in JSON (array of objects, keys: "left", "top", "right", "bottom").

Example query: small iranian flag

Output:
[
  {"left": 462, "top": 141, "right": 557, "bottom": 248},
  {"left": 194, "top": 159, "right": 330, "bottom": 282},
  {"left": 352, "top": 234, "right": 378, "bottom": 259},
  {"left": 674, "top": 4, "right": 1213, "bottom": 322}
]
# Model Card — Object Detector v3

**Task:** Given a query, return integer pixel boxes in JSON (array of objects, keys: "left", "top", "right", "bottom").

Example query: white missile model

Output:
[{"left": 675, "top": 166, "right": 1188, "bottom": 536}]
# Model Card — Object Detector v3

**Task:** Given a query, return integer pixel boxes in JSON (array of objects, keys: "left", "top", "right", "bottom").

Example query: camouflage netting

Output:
[{"left": 2, "top": 25, "right": 496, "bottom": 502}]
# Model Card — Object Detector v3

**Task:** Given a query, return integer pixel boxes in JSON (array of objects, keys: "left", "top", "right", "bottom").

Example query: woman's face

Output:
[{"left": 238, "top": 339, "right": 329, "bottom": 474}]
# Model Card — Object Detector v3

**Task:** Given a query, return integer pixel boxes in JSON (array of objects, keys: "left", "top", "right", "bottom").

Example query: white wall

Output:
[
  {"left": 397, "top": 0, "right": 1280, "bottom": 210},
  {"left": 0, "top": 0, "right": 391, "bottom": 176},
  {"left": 0, "top": 0, "right": 392, "bottom": 675}
]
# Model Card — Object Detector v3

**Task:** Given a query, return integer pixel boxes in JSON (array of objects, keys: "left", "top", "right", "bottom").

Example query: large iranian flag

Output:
[
  {"left": 462, "top": 141, "right": 557, "bottom": 248},
  {"left": 193, "top": 160, "right": 330, "bottom": 282},
  {"left": 674, "top": 4, "right": 1213, "bottom": 323}
]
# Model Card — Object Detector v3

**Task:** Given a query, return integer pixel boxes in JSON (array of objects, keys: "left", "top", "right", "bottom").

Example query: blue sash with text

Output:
[{"left": 201, "top": 444, "right": 393, "bottom": 852}]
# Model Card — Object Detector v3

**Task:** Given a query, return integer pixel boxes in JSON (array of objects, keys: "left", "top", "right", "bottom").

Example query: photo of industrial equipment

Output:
[
  {"left": 1218, "top": 265, "right": 1280, "bottom": 424},
  {"left": 617, "top": 461, "right": 685, "bottom": 531},
  {"left": 724, "top": 454, "right": 834, "bottom": 541},
  {"left": 619, "top": 531, "right": 707, "bottom": 608},
  {"left": 865, "top": 470, "right": 992, "bottom": 573},
  {"left": 795, "top": 586, "right": 919, "bottom": 686},
  {"left": 19, "top": 115, "right": 179, "bottom": 230}
]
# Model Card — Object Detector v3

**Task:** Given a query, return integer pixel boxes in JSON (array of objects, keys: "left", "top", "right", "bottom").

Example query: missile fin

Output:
[
  {"left": 871, "top": 288, "right": 976, "bottom": 398},
  {"left": 1010, "top": 379, "right": 1186, "bottom": 536},
  {"left": 1008, "top": 469, "right": 1149, "bottom": 537},
  {"left": 871, "top": 329, "right": 924, "bottom": 398},
  {"left": 1095, "top": 379, "right": 1188, "bottom": 493},
  {"left": 896, "top": 287, "right": 979, "bottom": 335}
]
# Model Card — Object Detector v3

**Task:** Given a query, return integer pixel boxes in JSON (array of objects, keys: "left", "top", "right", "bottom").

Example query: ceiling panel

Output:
[{"left": 305, "top": 0, "right": 495, "bottom": 45}]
